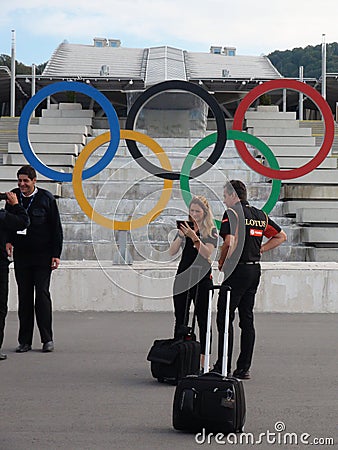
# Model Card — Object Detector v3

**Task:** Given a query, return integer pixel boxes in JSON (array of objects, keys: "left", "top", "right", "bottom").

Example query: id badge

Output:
[{"left": 17, "top": 229, "right": 27, "bottom": 235}]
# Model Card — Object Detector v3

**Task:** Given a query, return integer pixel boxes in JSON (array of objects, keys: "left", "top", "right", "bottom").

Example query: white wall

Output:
[{"left": 8, "top": 261, "right": 338, "bottom": 313}]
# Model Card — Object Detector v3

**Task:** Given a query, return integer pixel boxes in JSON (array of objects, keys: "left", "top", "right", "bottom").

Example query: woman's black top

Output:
[{"left": 176, "top": 227, "right": 218, "bottom": 280}]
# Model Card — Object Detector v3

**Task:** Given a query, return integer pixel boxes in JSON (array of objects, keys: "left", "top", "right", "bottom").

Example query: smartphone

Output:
[{"left": 176, "top": 220, "right": 194, "bottom": 229}]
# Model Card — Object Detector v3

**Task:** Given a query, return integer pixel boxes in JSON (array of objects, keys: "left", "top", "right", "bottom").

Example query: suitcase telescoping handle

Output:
[{"left": 203, "top": 285, "right": 231, "bottom": 377}]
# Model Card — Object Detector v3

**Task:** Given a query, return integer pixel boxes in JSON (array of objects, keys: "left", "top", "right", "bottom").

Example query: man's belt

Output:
[{"left": 238, "top": 261, "right": 260, "bottom": 265}]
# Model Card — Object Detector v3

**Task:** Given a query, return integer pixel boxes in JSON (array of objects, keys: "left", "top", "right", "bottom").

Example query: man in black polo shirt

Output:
[{"left": 214, "top": 180, "right": 287, "bottom": 379}]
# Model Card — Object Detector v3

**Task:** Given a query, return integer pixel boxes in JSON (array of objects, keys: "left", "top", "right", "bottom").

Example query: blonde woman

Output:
[{"left": 170, "top": 196, "right": 218, "bottom": 370}]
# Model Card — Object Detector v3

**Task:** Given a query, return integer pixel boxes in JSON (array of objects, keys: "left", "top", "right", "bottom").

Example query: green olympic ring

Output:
[{"left": 180, "top": 130, "right": 282, "bottom": 229}]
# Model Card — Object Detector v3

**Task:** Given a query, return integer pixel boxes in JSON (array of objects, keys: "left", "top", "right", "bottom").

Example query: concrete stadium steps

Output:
[
  {"left": 282, "top": 200, "right": 338, "bottom": 216},
  {"left": 86, "top": 134, "right": 236, "bottom": 158},
  {"left": 0, "top": 165, "right": 71, "bottom": 180},
  {"left": 245, "top": 110, "right": 297, "bottom": 121},
  {"left": 246, "top": 107, "right": 338, "bottom": 261},
  {"left": 61, "top": 238, "right": 304, "bottom": 263},
  {"left": 251, "top": 135, "right": 316, "bottom": 146},
  {"left": 306, "top": 248, "right": 338, "bottom": 261},
  {"left": 248, "top": 127, "right": 312, "bottom": 136},
  {"left": 60, "top": 179, "right": 227, "bottom": 200},
  {"left": 61, "top": 240, "right": 115, "bottom": 261},
  {"left": 246, "top": 118, "right": 300, "bottom": 128},
  {"left": 62, "top": 221, "right": 178, "bottom": 244},
  {"left": 299, "top": 120, "right": 338, "bottom": 154},
  {"left": 58, "top": 206, "right": 286, "bottom": 235},
  {"left": 0, "top": 117, "right": 38, "bottom": 153},
  {"left": 253, "top": 146, "right": 321, "bottom": 157},
  {"left": 299, "top": 120, "right": 330, "bottom": 134},
  {"left": 62, "top": 164, "right": 263, "bottom": 184},
  {"left": 319, "top": 136, "right": 338, "bottom": 155},
  {"left": 281, "top": 170, "right": 338, "bottom": 184},
  {"left": 58, "top": 197, "right": 224, "bottom": 217},
  {"left": 264, "top": 152, "right": 338, "bottom": 172},
  {"left": 0, "top": 117, "right": 21, "bottom": 129},
  {"left": 281, "top": 184, "right": 338, "bottom": 200},
  {"left": 56, "top": 114, "right": 297, "bottom": 261},
  {"left": 2, "top": 103, "right": 91, "bottom": 171},
  {"left": 299, "top": 119, "right": 338, "bottom": 134},
  {"left": 2, "top": 104, "right": 335, "bottom": 262},
  {"left": 38, "top": 117, "right": 94, "bottom": 126},
  {"left": 0, "top": 103, "right": 90, "bottom": 207},
  {"left": 55, "top": 128, "right": 289, "bottom": 261},
  {"left": 28, "top": 124, "right": 92, "bottom": 135},
  {"left": 29, "top": 133, "right": 87, "bottom": 144},
  {"left": 58, "top": 194, "right": 283, "bottom": 212},
  {"left": 60, "top": 220, "right": 300, "bottom": 245},
  {"left": 297, "top": 208, "right": 338, "bottom": 261},
  {"left": 3, "top": 153, "right": 76, "bottom": 167},
  {"left": 42, "top": 105, "right": 94, "bottom": 118},
  {"left": 280, "top": 192, "right": 338, "bottom": 262},
  {"left": 60, "top": 241, "right": 170, "bottom": 262},
  {"left": 301, "top": 228, "right": 338, "bottom": 246},
  {"left": 81, "top": 153, "right": 251, "bottom": 171},
  {"left": 57, "top": 140, "right": 265, "bottom": 184},
  {"left": 296, "top": 208, "right": 338, "bottom": 224},
  {"left": 83, "top": 142, "right": 242, "bottom": 162},
  {"left": 59, "top": 181, "right": 286, "bottom": 219},
  {"left": 246, "top": 105, "right": 338, "bottom": 184},
  {"left": 0, "top": 181, "right": 61, "bottom": 196},
  {"left": 269, "top": 156, "right": 337, "bottom": 169},
  {"left": 8, "top": 142, "right": 81, "bottom": 155},
  {"left": 260, "top": 244, "right": 309, "bottom": 262}
]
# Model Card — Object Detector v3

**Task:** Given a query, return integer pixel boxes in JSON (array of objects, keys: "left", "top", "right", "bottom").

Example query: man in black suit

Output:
[{"left": 6, "top": 165, "right": 63, "bottom": 353}]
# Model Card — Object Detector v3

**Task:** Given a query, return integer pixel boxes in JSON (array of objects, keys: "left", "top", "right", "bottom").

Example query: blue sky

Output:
[{"left": 0, "top": 0, "right": 336, "bottom": 66}]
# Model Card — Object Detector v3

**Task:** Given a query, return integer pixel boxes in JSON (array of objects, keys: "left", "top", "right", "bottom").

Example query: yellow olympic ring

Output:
[{"left": 72, "top": 130, "right": 173, "bottom": 230}]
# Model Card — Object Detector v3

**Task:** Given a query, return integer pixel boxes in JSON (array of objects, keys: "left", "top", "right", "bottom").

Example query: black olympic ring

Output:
[{"left": 125, "top": 80, "right": 227, "bottom": 180}]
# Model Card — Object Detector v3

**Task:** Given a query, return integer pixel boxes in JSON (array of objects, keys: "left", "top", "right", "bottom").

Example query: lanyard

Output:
[{"left": 20, "top": 192, "right": 36, "bottom": 211}]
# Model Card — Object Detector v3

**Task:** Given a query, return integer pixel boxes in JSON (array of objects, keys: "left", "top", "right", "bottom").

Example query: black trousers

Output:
[
  {"left": 216, "top": 264, "right": 261, "bottom": 372},
  {"left": 0, "top": 267, "right": 9, "bottom": 349},
  {"left": 173, "top": 276, "right": 213, "bottom": 354},
  {"left": 14, "top": 261, "right": 53, "bottom": 345}
]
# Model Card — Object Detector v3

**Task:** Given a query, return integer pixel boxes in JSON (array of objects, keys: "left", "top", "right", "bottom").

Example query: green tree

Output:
[
  {"left": 268, "top": 42, "right": 338, "bottom": 78},
  {"left": 0, "top": 54, "right": 47, "bottom": 74}
]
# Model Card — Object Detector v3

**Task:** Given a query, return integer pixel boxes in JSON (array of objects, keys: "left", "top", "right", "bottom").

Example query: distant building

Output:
[{"left": 2, "top": 39, "right": 333, "bottom": 118}]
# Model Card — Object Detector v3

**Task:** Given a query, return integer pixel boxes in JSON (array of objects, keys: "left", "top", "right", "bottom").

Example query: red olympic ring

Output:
[{"left": 232, "top": 79, "right": 335, "bottom": 180}]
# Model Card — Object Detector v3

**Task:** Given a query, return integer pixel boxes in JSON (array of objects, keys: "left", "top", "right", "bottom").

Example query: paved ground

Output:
[{"left": 0, "top": 311, "right": 337, "bottom": 450}]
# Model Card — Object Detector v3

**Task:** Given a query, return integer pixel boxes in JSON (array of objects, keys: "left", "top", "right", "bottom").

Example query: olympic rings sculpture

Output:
[{"left": 18, "top": 79, "right": 334, "bottom": 231}]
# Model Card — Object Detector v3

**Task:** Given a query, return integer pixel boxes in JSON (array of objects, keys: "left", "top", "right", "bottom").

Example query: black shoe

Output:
[
  {"left": 0, "top": 352, "right": 7, "bottom": 360},
  {"left": 42, "top": 341, "right": 54, "bottom": 352},
  {"left": 15, "top": 344, "right": 32, "bottom": 353},
  {"left": 232, "top": 369, "right": 251, "bottom": 380}
]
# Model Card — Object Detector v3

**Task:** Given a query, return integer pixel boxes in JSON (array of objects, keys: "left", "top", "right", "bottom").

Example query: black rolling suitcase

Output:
[
  {"left": 172, "top": 285, "right": 246, "bottom": 433},
  {"left": 147, "top": 293, "right": 201, "bottom": 385}
]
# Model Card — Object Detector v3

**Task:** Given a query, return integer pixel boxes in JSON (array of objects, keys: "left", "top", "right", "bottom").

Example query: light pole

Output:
[
  {"left": 31, "top": 63, "right": 36, "bottom": 117},
  {"left": 321, "top": 33, "right": 327, "bottom": 100},
  {"left": 299, "top": 66, "right": 304, "bottom": 120},
  {"left": 10, "top": 30, "right": 16, "bottom": 117}
]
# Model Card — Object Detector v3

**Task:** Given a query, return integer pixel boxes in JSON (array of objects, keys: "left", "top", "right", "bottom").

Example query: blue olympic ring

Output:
[{"left": 18, "top": 81, "right": 120, "bottom": 182}]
